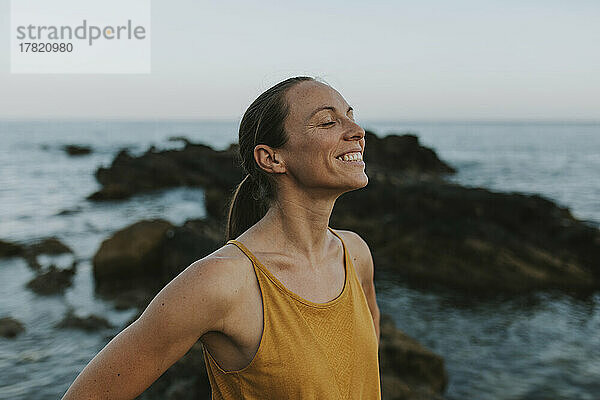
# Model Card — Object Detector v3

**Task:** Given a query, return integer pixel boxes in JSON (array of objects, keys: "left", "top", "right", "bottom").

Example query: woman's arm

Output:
[
  {"left": 358, "top": 240, "right": 381, "bottom": 345},
  {"left": 341, "top": 230, "right": 381, "bottom": 345},
  {"left": 61, "top": 257, "right": 237, "bottom": 400}
]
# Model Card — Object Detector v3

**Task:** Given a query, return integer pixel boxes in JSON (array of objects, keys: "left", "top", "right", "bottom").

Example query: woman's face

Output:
[{"left": 279, "top": 80, "right": 368, "bottom": 196}]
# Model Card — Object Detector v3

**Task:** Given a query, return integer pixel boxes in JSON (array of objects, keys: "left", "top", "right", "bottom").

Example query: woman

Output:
[{"left": 62, "top": 76, "right": 381, "bottom": 399}]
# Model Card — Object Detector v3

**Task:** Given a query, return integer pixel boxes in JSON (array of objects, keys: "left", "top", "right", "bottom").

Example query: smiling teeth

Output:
[{"left": 337, "top": 152, "right": 363, "bottom": 162}]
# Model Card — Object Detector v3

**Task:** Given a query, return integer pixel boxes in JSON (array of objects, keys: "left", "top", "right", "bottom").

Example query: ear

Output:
[{"left": 254, "top": 145, "right": 286, "bottom": 174}]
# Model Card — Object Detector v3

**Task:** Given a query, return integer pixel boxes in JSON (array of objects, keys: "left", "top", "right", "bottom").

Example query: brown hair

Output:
[{"left": 225, "top": 76, "right": 315, "bottom": 241}]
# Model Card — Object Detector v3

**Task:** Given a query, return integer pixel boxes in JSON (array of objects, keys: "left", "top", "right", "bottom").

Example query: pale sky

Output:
[{"left": 1, "top": 0, "right": 599, "bottom": 120}]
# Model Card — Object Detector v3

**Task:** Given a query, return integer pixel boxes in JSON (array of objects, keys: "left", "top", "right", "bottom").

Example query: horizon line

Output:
[{"left": 1, "top": 116, "right": 599, "bottom": 124}]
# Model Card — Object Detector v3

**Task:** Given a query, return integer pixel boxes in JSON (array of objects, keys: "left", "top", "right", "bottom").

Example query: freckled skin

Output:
[
  {"left": 60, "top": 80, "right": 380, "bottom": 399},
  {"left": 274, "top": 81, "right": 369, "bottom": 197}
]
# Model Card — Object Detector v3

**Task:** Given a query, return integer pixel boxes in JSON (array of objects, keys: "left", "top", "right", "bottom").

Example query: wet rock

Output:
[
  {"left": 26, "top": 264, "right": 76, "bottom": 295},
  {"left": 0, "top": 239, "right": 25, "bottom": 258},
  {"left": 112, "top": 288, "right": 155, "bottom": 310},
  {"left": 93, "top": 218, "right": 222, "bottom": 299},
  {"left": 204, "top": 187, "right": 230, "bottom": 222},
  {"left": 89, "top": 132, "right": 450, "bottom": 201},
  {"left": 28, "top": 237, "right": 73, "bottom": 256},
  {"left": 93, "top": 219, "right": 176, "bottom": 293},
  {"left": 379, "top": 315, "right": 448, "bottom": 400},
  {"left": 0, "top": 316, "right": 25, "bottom": 338},
  {"left": 56, "top": 309, "right": 113, "bottom": 331},
  {"left": 56, "top": 206, "right": 83, "bottom": 216},
  {"left": 363, "top": 131, "right": 456, "bottom": 181},
  {"left": 331, "top": 179, "right": 600, "bottom": 293},
  {"left": 88, "top": 143, "right": 244, "bottom": 200},
  {"left": 64, "top": 144, "right": 92, "bottom": 156},
  {"left": 20, "top": 237, "right": 74, "bottom": 271},
  {"left": 88, "top": 131, "right": 599, "bottom": 295}
]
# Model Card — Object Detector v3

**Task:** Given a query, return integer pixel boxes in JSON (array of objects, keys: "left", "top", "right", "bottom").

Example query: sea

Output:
[{"left": 0, "top": 119, "right": 599, "bottom": 400}]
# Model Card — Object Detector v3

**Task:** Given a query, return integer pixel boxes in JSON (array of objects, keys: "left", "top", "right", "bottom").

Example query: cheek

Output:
[{"left": 285, "top": 136, "right": 337, "bottom": 177}]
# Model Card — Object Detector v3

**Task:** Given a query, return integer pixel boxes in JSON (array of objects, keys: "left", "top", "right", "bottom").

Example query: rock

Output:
[
  {"left": 88, "top": 132, "right": 450, "bottom": 201},
  {"left": 28, "top": 237, "right": 73, "bottom": 256},
  {"left": 88, "top": 143, "right": 244, "bottom": 200},
  {"left": 26, "top": 264, "right": 76, "bottom": 295},
  {"left": 93, "top": 218, "right": 222, "bottom": 299},
  {"left": 204, "top": 187, "right": 230, "bottom": 222},
  {"left": 93, "top": 219, "right": 176, "bottom": 293},
  {"left": 55, "top": 309, "right": 113, "bottom": 331},
  {"left": 89, "top": 131, "right": 600, "bottom": 295},
  {"left": 22, "top": 237, "right": 74, "bottom": 271},
  {"left": 0, "top": 316, "right": 25, "bottom": 338},
  {"left": 87, "top": 183, "right": 133, "bottom": 200},
  {"left": 363, "top": 131, "right": 456, "bottom": 180},
  {"left": 0, "top": 239, "right": 25, "bottom": 258},
  {"left": 64, "top": 144, "right": 92, "bottom": 156},
  {"left": 112, "top": 288, "right": 155, "bottom": 310},
  {"left": 331, "top": 179, "right": 600, "bottom": 293},
  {"left": 1, "top": 237, "right": 74, "bottom": 270},
  {"left": 56, "top": 206, "right": 83, "bottom": 216},
  {"left": 379, "top": 314, "right": 448, "bottom": 400}
]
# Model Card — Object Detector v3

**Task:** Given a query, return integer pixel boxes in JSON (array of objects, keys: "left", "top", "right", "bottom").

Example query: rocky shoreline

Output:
[{"left": 2, "top": 130, "right": 599, "bottom": 400}]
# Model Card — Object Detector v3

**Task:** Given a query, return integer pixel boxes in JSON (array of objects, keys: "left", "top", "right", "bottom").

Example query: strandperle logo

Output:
[
  {"left": 11, "top": 0, "right": 151, "bottom": 74},
  {"left": 15, "top": 20, "right": 147, "bottom": 46}
]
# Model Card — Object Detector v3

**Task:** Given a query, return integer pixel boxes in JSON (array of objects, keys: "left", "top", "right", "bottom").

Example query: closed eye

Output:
[{"left": 320, "top": 121, "right": 336, "bottom": 127}]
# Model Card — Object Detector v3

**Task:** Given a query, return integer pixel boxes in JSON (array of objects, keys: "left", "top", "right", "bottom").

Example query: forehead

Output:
[{"left": 284, "top": 81, "right": 349, "bottom": 120}]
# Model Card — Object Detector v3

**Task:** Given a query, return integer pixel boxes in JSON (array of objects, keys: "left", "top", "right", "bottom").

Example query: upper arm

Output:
[
  {"left": 340, "top": 230, "right": 380, "bottom": 343},
  {"left": 62, "top": 257, "right": 239, "bottom": 400}
]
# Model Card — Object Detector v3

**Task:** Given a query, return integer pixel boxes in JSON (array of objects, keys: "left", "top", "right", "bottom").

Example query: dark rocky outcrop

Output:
[
  {"left": 88, "top": 142, "right": 244, "bottom": 200},
  {"left": 380, "top": 315, "right": 448, "bottom": 400},
  {"left": 1, "top": 236, "right": 73, "bottom": 271},
  {"left": 0, "top": 316, "right": 25, "bottom": 338},
  {"left": 56, "top": 309, "right": 113, "bottom": 331},
  {"left": 0, "top": 239, "right": 25, "bottom": 258},
  {"left": 63, "top": 144, "right": 92, "bottom": 156},
  {"left": 56, "top": 206, "right": 83, "bottom": 216},
  {"left": 26, "top": 264, "right": 76, "bottom": 295},
  {"left": 28, "top": 237, "right": 73, "bottom": 256},
  {"left": 88, "top": 132, "right": 453, "bottom": 201},
  {"left": 89, "top": 132, "right": 600, "bottom": 294},
  {"left": 362, "top": 131, "right": 455, "bottom": 181},
  {"left": 93, "top": 218, "right": 223, "bottom": 306},
  {"left": 331, "top": 179, "right": 599, "bottom": 293}
]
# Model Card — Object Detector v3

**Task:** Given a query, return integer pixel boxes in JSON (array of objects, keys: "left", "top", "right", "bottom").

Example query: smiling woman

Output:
[{"left": 61, "top": 76, "right": 381, "bottom": 400}]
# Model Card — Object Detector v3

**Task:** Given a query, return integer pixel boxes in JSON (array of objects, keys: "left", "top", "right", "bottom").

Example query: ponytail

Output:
[
  {"left": 225, "top": 76, "right": 316, "bottom": 242},
  {"left": 225, "top": 174, "right": 269, "bottom": 241}
]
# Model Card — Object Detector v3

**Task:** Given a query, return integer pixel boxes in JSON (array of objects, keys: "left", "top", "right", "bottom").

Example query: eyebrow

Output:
[{"left": 307, "top": 105, "right": 353, "bottom": 121}]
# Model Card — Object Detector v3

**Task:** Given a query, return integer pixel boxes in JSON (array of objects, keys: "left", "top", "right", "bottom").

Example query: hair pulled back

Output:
[{"left": 225, "top": 76, "right": 315, "bottom": 241}]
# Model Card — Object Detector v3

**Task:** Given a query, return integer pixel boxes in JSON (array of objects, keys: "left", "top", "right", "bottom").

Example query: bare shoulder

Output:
[
  {"left": 330, "top": 228, "right": 374, "bottom": 285},
  {"left": 138, "top": 242, "right": 254, "bottom": 336},
  {"left": 184, "top": 243, "right": 255, "bottom": 307}
]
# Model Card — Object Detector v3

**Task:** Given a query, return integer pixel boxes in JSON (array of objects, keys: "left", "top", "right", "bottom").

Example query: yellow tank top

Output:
[{"left": 202, "top": 227, "right": 381, "bottom": 399}]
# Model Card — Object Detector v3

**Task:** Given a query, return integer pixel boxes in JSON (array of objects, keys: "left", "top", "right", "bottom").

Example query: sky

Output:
[{"left": 0, "top": 0, "right": 599, "bottom": 120}]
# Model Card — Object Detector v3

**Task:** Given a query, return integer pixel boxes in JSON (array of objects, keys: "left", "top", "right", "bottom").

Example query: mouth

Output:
[{"left": 334, "top": 151, "right": 364, "bottom": 166}]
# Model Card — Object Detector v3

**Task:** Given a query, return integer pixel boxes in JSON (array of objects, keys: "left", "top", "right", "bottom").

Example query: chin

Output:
[{"left": 341, "top": 172, "right": 369, "bottom": 192}]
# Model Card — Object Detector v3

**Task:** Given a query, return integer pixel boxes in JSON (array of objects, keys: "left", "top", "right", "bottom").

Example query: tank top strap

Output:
[
  {"left": 226, "top": 226, "right": 345, "bottom": 276},
  {"left": 225, "top": 238, "right": 270, "bottom": 278}
]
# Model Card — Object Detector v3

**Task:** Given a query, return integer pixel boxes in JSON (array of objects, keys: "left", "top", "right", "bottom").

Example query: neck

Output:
[{"left": 255, "top": 191, "right": 337, "bottom": 264}]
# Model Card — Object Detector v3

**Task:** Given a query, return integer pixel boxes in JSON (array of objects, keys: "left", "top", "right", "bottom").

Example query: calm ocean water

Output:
[{"left": 0, "top": 120, "right": 599, "bottom": 399}]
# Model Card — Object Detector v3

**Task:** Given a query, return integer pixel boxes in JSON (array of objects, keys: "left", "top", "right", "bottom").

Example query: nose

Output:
[{"left": 344, "top": 119, "right": 365, "bottom": 141}]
